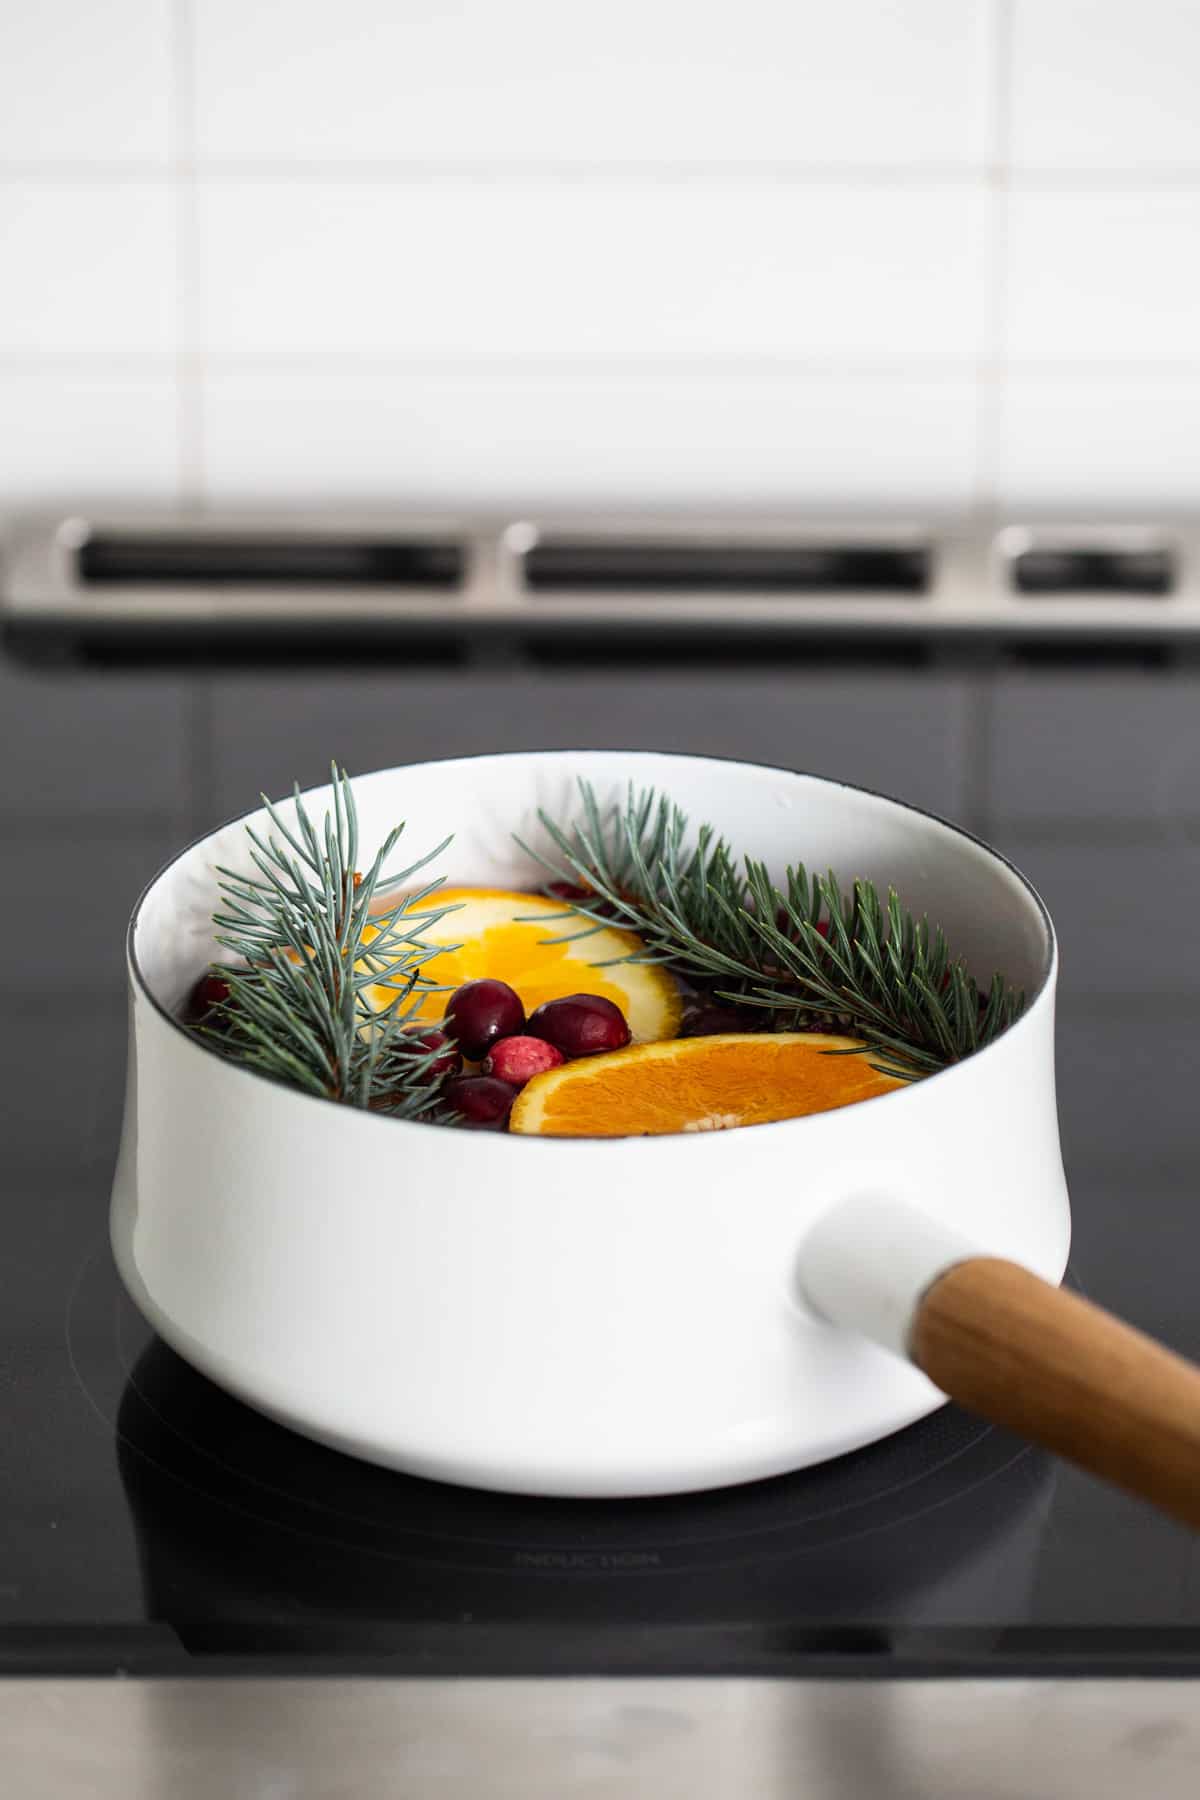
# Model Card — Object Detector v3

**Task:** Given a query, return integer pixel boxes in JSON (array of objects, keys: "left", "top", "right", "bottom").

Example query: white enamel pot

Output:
[{"left": 112, "top": 752, "right": 1200, "bottom": 1522}]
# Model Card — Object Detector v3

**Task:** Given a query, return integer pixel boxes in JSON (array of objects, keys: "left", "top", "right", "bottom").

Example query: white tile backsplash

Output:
[
  {"left": 0, "top": 1, "right": 171, "bottom": 162},
  {"left": 1007, "top": 190, "right": 1200, "bottom": 361},
  {"left": 197, "top": 180, "right": 988, "bottom": 360},
  {"left": 0, "top": 182, "right": 175, "bottom": 353},
  {"left": 998, "top": 375, "right": 1200, "bottom": 510},
  {"left": 1012, "top": 1, "right": 1200, "bottom": 169},
  {"left": 1, "top": 4, "right": 1199, "bottom": 513},
  {"left": 0, "top": 368, "right": 178, "bottom": 503},
  {"left": 202, "top": 366, "right": 979, "bottom": 508},
  {"left": 194, "top": 0, "right": 993, "bottom": 167}
]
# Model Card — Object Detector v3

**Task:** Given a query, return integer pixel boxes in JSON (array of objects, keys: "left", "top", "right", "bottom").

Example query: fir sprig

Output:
[
  {"left": 202, "top": 766, "right": 460, "bottom": 1116},
  {"left": 191, "top": 769, "right": 1025, "bottom": 1114},
  {"left": 522, "top": 781, "right": 1026, "bottom": 1080}
]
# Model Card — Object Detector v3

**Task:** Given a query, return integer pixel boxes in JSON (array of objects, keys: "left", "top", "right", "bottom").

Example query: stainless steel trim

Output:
[
  {"left": 6, "top": 508, "right": 1200, "bottom": 636},
  {"left": 994, "top": 522, "right": 1180, "bottom": 600},
  {"left": 3, "top": 1678, "right": 1200, "bottom": 1798}
]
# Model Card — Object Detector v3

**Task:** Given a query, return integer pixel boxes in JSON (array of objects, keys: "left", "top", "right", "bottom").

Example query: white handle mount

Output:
[{"left": 800, "top": 1195, "right": 984, "bottom": 1363}]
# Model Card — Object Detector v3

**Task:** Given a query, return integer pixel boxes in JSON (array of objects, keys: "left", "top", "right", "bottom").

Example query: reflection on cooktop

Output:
[{"left": 59, "top": 1245, "right": 1057, "bottom": 1658}]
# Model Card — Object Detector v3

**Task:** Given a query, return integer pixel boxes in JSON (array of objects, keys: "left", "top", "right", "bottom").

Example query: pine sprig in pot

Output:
[
  {"left": 198, "top": 766, "right": 461, "bottom": 1117},
  {"left": 523, "top": 781, "right": 1026, "bottom": 1081}
]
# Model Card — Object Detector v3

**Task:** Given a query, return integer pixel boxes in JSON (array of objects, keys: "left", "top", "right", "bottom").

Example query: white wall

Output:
[{"left": 1, "top": 1, "right": 1198, "bottom": 514}]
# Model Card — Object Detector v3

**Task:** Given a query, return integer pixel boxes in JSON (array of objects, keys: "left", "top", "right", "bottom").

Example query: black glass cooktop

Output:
[{"left": 3, "top": 640, "right": 1200, "bottom": 1675}]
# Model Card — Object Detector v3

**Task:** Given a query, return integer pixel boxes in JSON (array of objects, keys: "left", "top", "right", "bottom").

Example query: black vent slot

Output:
[
  {"left": 1012, "top": 546, "right": 1173, "bottom": 596},
  {"left": 523, "top": 542, "right": 930, "bottom": 594},
  {"left": 76, "top": 534, "right": 464, "bottom": 588}
]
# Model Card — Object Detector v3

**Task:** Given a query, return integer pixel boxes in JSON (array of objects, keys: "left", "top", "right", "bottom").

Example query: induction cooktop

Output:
[{"left": 3, "top": 632, "right": 1199, "bottom": 1677}]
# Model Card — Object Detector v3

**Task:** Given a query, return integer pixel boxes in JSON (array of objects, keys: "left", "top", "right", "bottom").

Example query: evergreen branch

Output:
[
  {"left": 525, "top": 780, "right": 1026, "bottom": 1080},
  {"left": 191, "top": 764, "right": 1026, "bottom": 1125},
  {"left": 197, "top": 765, "right": 458, "bottom": 1117}
]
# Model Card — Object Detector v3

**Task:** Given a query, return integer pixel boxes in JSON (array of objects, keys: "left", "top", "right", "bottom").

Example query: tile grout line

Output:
[
  {"left": 961, "top": 668, "right": 996, "bottom": 838},
  {"left": 4, "top": 159, "right": 1200, "bottom": 188},
  {"left": 0, "top": 159, "right": 1023, "bottom": 186},
  {"left": 973, "top": 0, "right": 1016, "bottom": 522},
  {"left": 169, "top": 0, "right": 204, "bottom": 508},
  {"left": 4, "top": 351, "right": 1200, "bottom": 379},
  {"left": 0, "top": 352, "right": 994, "bottom": 375},
  {"left": 185, "top": 679, "right": 216, "bottom": 839},
  {"left": 962, "top": 0, "right": 1018, "bottom": 834},
  {"left": 170, "top": 0, "right": 214, "bottom": 832}
]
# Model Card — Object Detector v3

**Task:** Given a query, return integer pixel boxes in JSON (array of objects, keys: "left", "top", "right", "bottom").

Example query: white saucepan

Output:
[{"left": 112, "top": 752, "right": 1200, "bottom": 1523}]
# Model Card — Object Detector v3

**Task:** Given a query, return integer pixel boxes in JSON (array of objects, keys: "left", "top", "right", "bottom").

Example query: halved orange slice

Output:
[
  {"left": 509, "top": 1032, "right": 907, "bottom": 1137},
  {"left": 373, "top": 887, "right": 682, "bottom": 1045}
]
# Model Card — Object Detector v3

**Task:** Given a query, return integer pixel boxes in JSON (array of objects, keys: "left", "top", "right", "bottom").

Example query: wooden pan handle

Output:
[{"left": 911, "top": 1259, "right": 1200, "bottom": 1531}]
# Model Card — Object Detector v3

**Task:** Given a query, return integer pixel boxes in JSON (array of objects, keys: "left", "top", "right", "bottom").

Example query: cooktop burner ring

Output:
[{"left": 64, "top": 1236, "right": 1054, "bottom": 1593}]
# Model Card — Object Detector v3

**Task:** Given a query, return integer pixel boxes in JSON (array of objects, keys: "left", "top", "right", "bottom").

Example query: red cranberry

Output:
[
  {"left": 443, "top": 1075, "right": 518, "bottom": 1130},
  {"left": 679, "top": 1002, "right": 754, "bottom": 1037},
  {"left": 526, "top": 993, "right": 631, "bottom": 1058},
  {"left": 401, "top": 1027, "right": 462, "bottom": 1081},
  {"left": 773, "top": 909, "right": 831, "bottom": 946},
  {"left": 444, "top": 979, "right": 525, "bottom": 1060},
  {"left": 481, "top": 1035, "right": 565, "bottom": 1086},
  {"left": 185, "top": 970, "right": 233, "bottom": 1028}
]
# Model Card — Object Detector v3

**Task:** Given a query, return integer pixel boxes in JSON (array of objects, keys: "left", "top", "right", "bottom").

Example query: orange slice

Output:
[
  {"left": 509, "top": 1032, "right": 908, "bottom": 1137},
  {"left": 373, "top": 887, "right": 682, "bottom": 1045}
]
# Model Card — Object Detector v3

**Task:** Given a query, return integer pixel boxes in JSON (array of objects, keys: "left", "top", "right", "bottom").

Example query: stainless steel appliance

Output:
[
  {"left": 5, "top": 509, "right": 1197, "bottom": 644},
  {"left": 3, "top": 511, "right": 1199, "bottom": 1794}
]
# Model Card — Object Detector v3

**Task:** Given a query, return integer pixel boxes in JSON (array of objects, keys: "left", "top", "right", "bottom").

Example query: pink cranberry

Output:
[
  {"left": 481, "top": 1035, "right": 565, "bottom": 1086},
  {"left": 444, "top": 979, "right": 525, "bottom": 1060},
  {"left": 402, "top": 1027, "right": 462, "bottom": 1081},
  {"left": 526, "top": 993, "right": 631, "bottom": 1058},
  {"left": 443, "top": 1075, "right": 518, "bottom": 1130}
]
